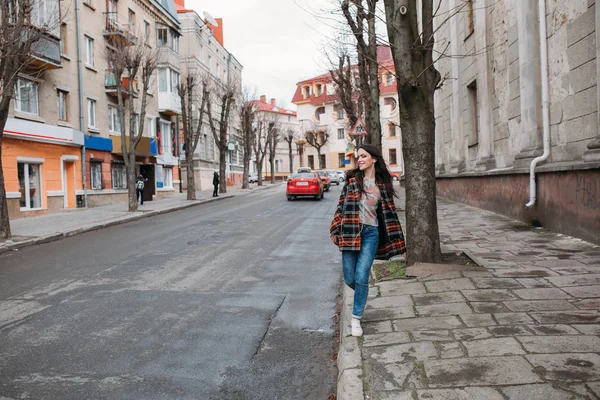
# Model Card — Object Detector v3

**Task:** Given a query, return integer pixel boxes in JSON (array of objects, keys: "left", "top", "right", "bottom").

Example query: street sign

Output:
[{"left": 349, "top": 118, "right": 368, "bottom": 136}]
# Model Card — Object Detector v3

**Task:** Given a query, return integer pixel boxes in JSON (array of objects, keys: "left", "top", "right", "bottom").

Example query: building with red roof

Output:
[{"left": 291, "top": 46, "right": 403, "bottom": 175}]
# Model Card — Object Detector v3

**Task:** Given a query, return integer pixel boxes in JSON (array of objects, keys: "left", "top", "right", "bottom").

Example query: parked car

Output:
[
  {"left": 327, "top": 170, "right": 341, "bottom": 185},
  {"left": 336, "top": 171, "right": 346, "bottom": 182},
  {"left": 286, "top": 171, "right": 324, "bottom": 201},
  {"left": 248, "top": 173, "right": 258, "bottom": 183},
  {"left": 316, "top": 170, "right": 331, "bottom": 191},
  {"left": 297, "top": 167, "right": 312, "bottom": 173}
]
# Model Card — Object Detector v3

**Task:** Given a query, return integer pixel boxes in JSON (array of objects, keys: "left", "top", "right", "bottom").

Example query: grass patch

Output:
[{"left": 371, "top": 260, "right": 407, "bottom": 282}]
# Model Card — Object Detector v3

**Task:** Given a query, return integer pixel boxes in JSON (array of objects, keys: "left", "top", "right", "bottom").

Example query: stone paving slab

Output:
[{"left": 337, "top": 191, "right": 600, "bottom": 400}]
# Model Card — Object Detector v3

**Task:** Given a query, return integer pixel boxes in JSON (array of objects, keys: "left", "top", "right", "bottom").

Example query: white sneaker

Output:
[{"left": 351, "top": 317, "right": 363, "bottom": 337}]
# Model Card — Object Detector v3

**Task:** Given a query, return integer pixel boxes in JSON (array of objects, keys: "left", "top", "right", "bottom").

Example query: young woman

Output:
[{"left": 330, "top": 144, "right": 406, "bottom": 337}]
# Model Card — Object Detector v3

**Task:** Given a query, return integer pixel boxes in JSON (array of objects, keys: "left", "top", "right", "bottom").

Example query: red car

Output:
[{"left": 286, "top": 171, "right": 324, "bottom": 201}]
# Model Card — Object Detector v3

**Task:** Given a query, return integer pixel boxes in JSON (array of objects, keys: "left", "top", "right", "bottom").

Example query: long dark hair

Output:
[{"left": 346, "top": 144, "right": 397, "bottom": 198}]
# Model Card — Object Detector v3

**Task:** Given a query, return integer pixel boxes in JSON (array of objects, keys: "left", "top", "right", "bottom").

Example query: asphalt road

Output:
[{"left": 0, "top": 183, "right": 345, "bottom": 400}]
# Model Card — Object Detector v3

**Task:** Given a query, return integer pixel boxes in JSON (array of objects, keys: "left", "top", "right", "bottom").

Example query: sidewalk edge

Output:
[
  {"left": 337, "top": 285, "right": 365, "bottom": 400},
  {"left": 0, "top": 195, "right": 234, "bottom": 255}
]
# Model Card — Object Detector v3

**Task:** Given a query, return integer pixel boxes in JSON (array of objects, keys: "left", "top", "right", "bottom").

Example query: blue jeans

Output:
[{"left": 342, "top": 225, "right": 379, "bottom": 319}]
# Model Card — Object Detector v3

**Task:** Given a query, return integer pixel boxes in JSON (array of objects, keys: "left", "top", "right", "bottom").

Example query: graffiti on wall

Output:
[{"left": 575, "top": 173, "right": 599, "bottom": 210}]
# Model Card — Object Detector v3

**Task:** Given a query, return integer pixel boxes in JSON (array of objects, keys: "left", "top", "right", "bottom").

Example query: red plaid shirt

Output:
[{"left": 330, "top": 177, "right": 406, "bottom": 260}]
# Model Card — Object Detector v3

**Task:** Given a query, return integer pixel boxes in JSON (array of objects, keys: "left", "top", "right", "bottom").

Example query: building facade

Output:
[
  {"left": 2, "top": 0, "right": 184, "bottom": 220},
  {"left": 291, "top": 47, "right": 403, "bottom": 176},
  {"left": 251, "top": 96, "right": 299, "bottom": 179},
  {"left": 433, "top": 0, "right": 599, "bottom": 244},
  {"left": 176, "top": 1, "right": 244, "bottom": 190}
]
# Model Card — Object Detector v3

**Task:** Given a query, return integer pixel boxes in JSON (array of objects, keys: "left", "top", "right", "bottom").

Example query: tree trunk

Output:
[
  {"left": 127, "top": 153, "right": 137, "bottom": 212},
  {"left": 186, "top": 153, "right": 196, "bottom": 200},
  {"left": 219, "top": 150, "right": 227, "bottom": 193},
  {"left": 242, "top": 150, "right": 250, "bottom": 189},
  {"left": 257, "top": 164, "right": 263, "bottom": 186},
  {"left": 270, "top": 157, "right": 275, "bottom": 183},
  {"left": 400, "top": 87, "right": 442, "bottom": 265},
  {"left": 0, "top": 133, "right": 11, "bottom": 240}
]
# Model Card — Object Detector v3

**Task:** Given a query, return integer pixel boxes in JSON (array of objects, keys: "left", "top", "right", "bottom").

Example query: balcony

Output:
[
  {"left": 158, "top": 92, "right": 181, "bottom": 116},
  {"left": 28, "top": 31, "right": 61, "bottom": 70},
  {"left": 157, "top": 46, "right": 180, "bottom": 69},
  {"left": 103, "top": 13, "right": 137, "bottom": 46},
  {"left": 105, "top": 70, "right": 138, "bottom": 99}
]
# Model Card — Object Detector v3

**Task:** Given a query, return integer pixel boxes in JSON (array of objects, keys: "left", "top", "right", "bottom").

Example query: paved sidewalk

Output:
[
  {"left": 0, "top": 182, "right": 280, "bottom": 254},
  {"left": 338, "top": 190, "right": 600, "bottom": 400}
]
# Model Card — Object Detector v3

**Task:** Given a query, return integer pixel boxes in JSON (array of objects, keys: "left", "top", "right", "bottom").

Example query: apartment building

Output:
[
  {"left": 251, "top": 96, "right": 299, "bottom": 179},
  {"left": 80, "top": 0, "right": 182, "bottom": 206},
  {"left": 176, "top": 0, "right": 244, "bottom": 190},
  {"left": 291, "top": 46, "right": 403, "bottom": 176},
  {"left": 2, "top": 0, "right": 183, "bottom": 219},
  {"left": 433, "top": 0, "right": 599, "bottom": 244}
]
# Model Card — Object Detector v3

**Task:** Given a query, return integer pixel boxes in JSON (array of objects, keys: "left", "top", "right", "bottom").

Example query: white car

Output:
[
  {"left": 336, "top": 171, "right": 346, "bottom": 182},
  {"left": 248, "top": 173, "right": 258, "bottom": 183}
]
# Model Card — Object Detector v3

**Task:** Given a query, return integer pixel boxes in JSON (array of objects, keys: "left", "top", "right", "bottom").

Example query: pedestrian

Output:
[
  {"left": 330, "top": 144, "right": 406, "bottom": 337},
  {"left": 136, "top": 174, "right": 147, "bottom": 205},
  {"left": 213, "top": 171, "right": 219, "bottom": 197}
]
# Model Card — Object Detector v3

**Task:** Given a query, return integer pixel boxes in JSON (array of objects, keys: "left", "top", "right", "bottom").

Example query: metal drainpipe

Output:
[
  {"left": 525, "top": 0, "right": 550, "bottom": 208},
  {"left": 75, "top": 0, "right": 87, "bottom": 207}
]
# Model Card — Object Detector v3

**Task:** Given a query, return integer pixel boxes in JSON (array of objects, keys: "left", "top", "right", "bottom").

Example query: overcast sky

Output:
[{"left": 185, "top": 0, "right": 341, "bottom": 110}]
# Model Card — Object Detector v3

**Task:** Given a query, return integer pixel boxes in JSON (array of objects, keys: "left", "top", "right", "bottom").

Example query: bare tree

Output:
[
  {"left": 178, "top": 69, "right": 209, "bottom": 200},
  {"left": 341, "top": 0, "right": 382, "bottom": 149},
  {"left": 253, "top": 112, "right": 278, "bottom": 186},
  {"left": 240, "top": 88, "right": 258, "bottom": 189},
  {"left": 0, "top": 0, "right": 61, "bottom": 239},
  {"left": 267, "top": 118, "right": 281, "bottom": 184},
  {"left": 282, "top": 128, "right": 297, "bottom": 175},
  {"left": 105, "top": 36, "right": 157, "bottom": 212},
  {"left": 383, "top": 0, "right": 443, "bottom": 265},
  {"left": 304, "top": 126, "right": 330, "bottom": 170},
  {"left": 205, "top": 80, "right": 237, "bottom": 194},
  {"left": 330, "top": 53, "right": 361, "bottom": 130}
]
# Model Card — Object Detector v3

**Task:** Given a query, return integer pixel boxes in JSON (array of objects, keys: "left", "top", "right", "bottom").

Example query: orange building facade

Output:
[{"left": 3, "top": 119, "right": 84, "bottom": 219}]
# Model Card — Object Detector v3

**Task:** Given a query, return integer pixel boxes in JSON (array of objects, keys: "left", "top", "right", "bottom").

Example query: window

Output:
[
  {"left": 160, "top": 121, "right": 172, "bottom": 155},
  {"left": 318, "top": 131, "right": 327, "bottom": 144},
  {"left": 338, "top": 153, "right": 345, "bottom": 168},
  {"left": 84, "top": 36, "right": 94, "bottom": 66},
  {"left": 57, "top": 90, "right": 68, "bottom": 121},
  {"left": 170, "top": 30, "right": 179, "bottom": 53},
  {"left": 467, "top": 0, "right": 474, "bottom": 36},
  {"left": 388, "top": 123, "right": 396, "bottom": 137},
  {"left": 164, "top": 167, "right": 173, "bottom": 188},
  {"left": 315, "top": 106, "right": 325, "bottom": 122},
  {"left": 18, "top": 162, "right": 42, "bottom": 210},
  {"left": 14, "top": 78, "right": 39, "bottom": 115},
  {"left": 308, "top": 155, "right": 314, "bottom": 170},
  {"left": 111, "top": 163, "right": 127, "bottom": 189},
  {"left": 337, "top": 128, "right": 344, "bottom": 140},
  {"left": 157, "top": 28, "right": 168, "bottom": 46},
  {"left": 384, "top": 97, "right": 397, "bottom": 111},
  {"left": 108, "top": 106, "right": 120, "bottom": 132},
  {"left": 208, "top": 55, "right": 212, "bottom": 73},
  {"left": 90, "top": 162, "right": 102, "bottom": 190},
  {"left": 147, "top": 116, "right": 155, "bottom": 137},
  {"left": 128, "top": 9, "right": 136, "bottom": 32},
  {"left": 386, "top": 72, "right": 394, "bottom": 86},
  {"left": 30, "top": 0, "right": 60, "bottom": 35},
  {"left": 87, "top": 98, "right": 97, "bottom": 129},
  {"left": 316, "top": 84, "right": 323, "bottom": 96},
  {"left": 467, "top": 80, "right": 479, "bottom": 146},
  {"left": 60, "top": 23, "right": 68, "bottom": 55},
  {"left": 216, "top": 63, "right": 220, "bottom": 78},
  {"left": 144, "top": 21, "right": 150, "bottom": 42},
  {"left": 158, "top": 68, "right": 179, "bottom": 93},
  {"left": 389, "top": 149, "right": 397, "bottom": 165},
  {"left": 304, "top": 86, "right": 310, "bottom": 98},
  {"left": 319, "top": 154, "right": 326, "bottom": 169},
  {"left": 336, "top": 105, "right": 344, "bottom": 120}
]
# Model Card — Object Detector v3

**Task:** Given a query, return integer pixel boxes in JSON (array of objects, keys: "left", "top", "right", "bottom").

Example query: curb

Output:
[
  {"left": 0, "top": 194, "right": 235, "bottom": 256},
  {"left": 337, "top": 285, "right": 365, "bottom": 400}
]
